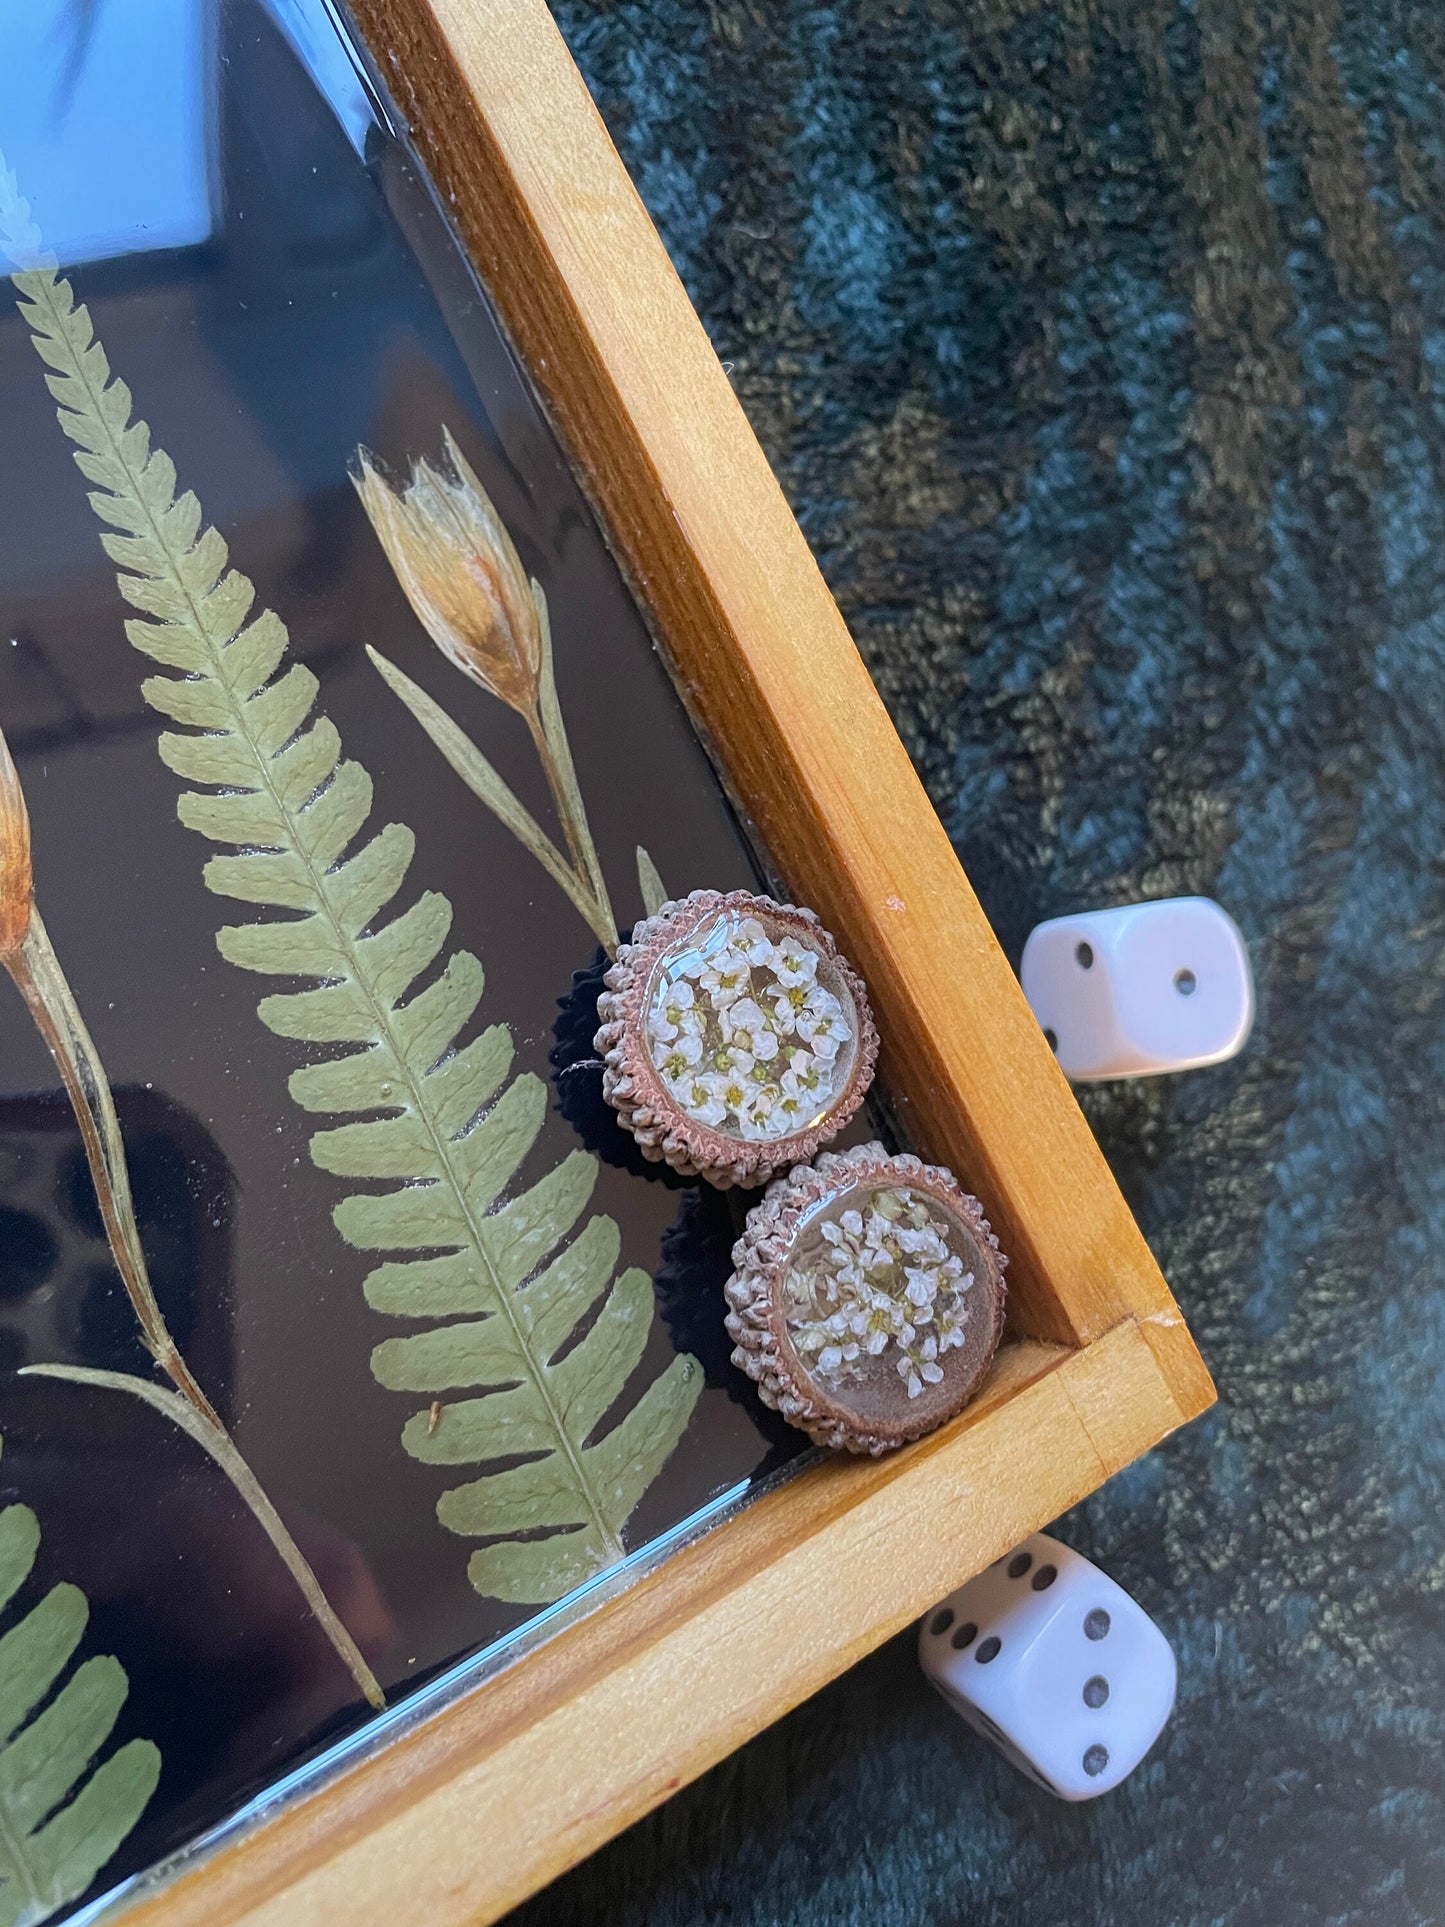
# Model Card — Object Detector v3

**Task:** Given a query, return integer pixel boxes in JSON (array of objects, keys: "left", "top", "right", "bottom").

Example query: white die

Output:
[
  {"left": 1020, "top": 896, "right": 1254, "bottom": 1082},
  {"left": 917, "top": 1532, "right": 1176, "bottom": 1800}
]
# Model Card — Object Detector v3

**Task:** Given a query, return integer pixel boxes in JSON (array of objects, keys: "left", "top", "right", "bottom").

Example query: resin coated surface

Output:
[
  {"left": 783, "top": 1184, "right": 980, "bottom": 1419},
  {"left": 0, "top": 1, "right": 816, "bottom": 1912},
  {"left": 644, "top": 908, "right": 857, "bottom": 1145}
]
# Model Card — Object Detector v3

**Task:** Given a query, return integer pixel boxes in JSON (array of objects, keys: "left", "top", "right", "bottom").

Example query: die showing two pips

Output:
[{"left": 1021, "top": 896, "right": 1254, "bottom": 1082}]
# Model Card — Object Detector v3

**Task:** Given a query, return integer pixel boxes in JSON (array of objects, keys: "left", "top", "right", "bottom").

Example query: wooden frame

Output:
[{"left": 113, "top": 1, "right": 1214, "bottom": 1920}]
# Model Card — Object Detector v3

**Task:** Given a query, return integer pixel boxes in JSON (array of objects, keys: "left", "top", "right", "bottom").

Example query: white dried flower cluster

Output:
[
  {"left": 645, "top": 915, "right": 853, "bottom": 1142},
  {"left": 784, "top": 1187, "right": 974, "bottom": 1400}
]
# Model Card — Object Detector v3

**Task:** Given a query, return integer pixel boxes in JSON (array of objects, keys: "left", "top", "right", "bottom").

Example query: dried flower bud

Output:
[
  {"left": 0, "top": 723, "right": 33, "bottom": 958},
  {"left": 353, "top": 428, "right": 543, "bottom": 715}
]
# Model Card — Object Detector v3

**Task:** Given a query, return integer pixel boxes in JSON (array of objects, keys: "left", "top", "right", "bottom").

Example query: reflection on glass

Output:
[
  {"left": 0, "top": 1088, "right": 232, "bottom": 1402},
  {"left": 0, "top": 0, "right": 857, "bottom": 1916},
  {"left": 0, "top": 0, "right": 213, "bottom": 268},
  {"left": 261, "top": 0, "right": 375, "bottom": 155}
]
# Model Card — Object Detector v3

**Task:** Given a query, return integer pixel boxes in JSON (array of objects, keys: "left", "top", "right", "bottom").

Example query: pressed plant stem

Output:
[
  {"left": 523, "top": 704, "right": 617, "bottom": 956},
  {"left": 368, "top": 645, "right": 617, "bottom": 950},
  {"left": 522, "top": 706, "right": 589, "bottom": 888},
  {"left": 5, "top": 913, "right": 385, "bottom": 1712},
  {"left": 8, "top": 913, "right": 222, "bottom": 1429},
  {"left": 532, "top": 586, "right": 618, "bottom": 949},
  {"left": 20, "top": 1362, "right": 384, "bottom": 1709}
]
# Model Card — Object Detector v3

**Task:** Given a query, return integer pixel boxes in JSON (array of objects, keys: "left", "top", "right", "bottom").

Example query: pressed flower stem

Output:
[
  {"left": 532, "top": 586, "right": 618, "bottom": 949},
  {"left": 523, "top": 705, "right": 587, "bottom": 887},
  {"left": 8, "top": 914, "right": 222, "bottom": 1426},
  {"left": 520, "top": 696, "right": 618, "bottom": 955},
  {"left": 368, "top": 645, "right": 617, "bottom": 952},
  {"left": 4, "top": 912, "right": 385, "bottom": 1712},
  {"left": 522, "top": 703, "right": 613, "bottom": 938},
  {"left": 21, "top": 1362, "right": 385, "bottom": 1708}
]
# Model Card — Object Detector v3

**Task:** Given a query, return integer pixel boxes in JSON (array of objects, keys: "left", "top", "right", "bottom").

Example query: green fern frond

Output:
[
  {"left": 0, "top": 1440, "right": 159, "bottom": 1927},
  {"left": 7, "top": 257, "right": 701, "bottom": 1605}
]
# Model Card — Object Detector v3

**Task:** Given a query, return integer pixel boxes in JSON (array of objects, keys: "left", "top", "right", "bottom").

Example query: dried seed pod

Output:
[
  {"left": 0, "top": 724, "right": 33, "bottom": 959},
  {"left": 595, "top": 889, "right": 878, "bottom": 1187},
  {"left": 725, "top": 1143, "right": 1007, "bottom": 1454},
  {"left": 352, "top": 433, "right": 543, "bottom": 715}
]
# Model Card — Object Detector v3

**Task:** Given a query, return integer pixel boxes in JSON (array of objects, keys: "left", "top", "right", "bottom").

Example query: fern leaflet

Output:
[
  {"left": 8, "top": 257, "right": 702, "bottom": 1605},
  {"left": 0, "top": 1439, "right": 159, "bottom": 1927}
]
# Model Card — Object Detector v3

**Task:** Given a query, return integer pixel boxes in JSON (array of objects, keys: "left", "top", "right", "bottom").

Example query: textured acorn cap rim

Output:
[
  {"left": 595, "top": 888, "right": 879, "bottom": 1183},
  {"left": 725, "top": 1144, "right": 1008, "bottom": 1452}
]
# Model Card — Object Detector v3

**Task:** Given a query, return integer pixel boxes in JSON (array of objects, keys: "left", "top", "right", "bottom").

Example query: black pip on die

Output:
[{"left": 918, "top": 1532, "right": 1177, "bottom": 1799}]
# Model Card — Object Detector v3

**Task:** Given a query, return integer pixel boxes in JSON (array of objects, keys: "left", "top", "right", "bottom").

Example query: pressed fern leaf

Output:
[
  {"left": 0, "top": 1440, "right": 159, "bottom": 1927},
  {"left": 7, "top": 254, "right": 702, "bottom": 1606}
]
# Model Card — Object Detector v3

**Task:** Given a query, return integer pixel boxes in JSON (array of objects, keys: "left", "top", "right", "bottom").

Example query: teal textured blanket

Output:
[{"left": 513, "top": 5, "right": 1445, "bottom": 1922}]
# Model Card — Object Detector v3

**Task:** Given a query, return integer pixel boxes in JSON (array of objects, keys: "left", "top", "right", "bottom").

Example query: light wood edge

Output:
[
  {"left": 346, "top": 0, "right": 1208, "bottom": 1384},
  {"left": 115, "top": 1320, "right": 1204, "bottom": 1927},
  {"left": 103, "top": 6, "right": 1215, "bottom": 1921}
]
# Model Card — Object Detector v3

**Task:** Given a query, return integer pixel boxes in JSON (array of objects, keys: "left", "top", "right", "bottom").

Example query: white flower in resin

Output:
[
  {"left": 644, "top": 913, "right": 857, "bottom": 1144},
  {"left": 784, "top": 1187, "right": 975, "bottom": 1400},
  {"left": 724, "top": 1143, "right": 1006, "bottom": 1451},
  {"left": 695, "top": 948, "right": 751, "bottom": 1007},
  {"left": 770, "top": 935, "right": 819, "bottom": 988},
  {"left": 668, "top": 1070, "right": 729, "bottom": 1129},
  {"left": 597, "top": 890, "right": 879, "bottom": 1185},
  {"left": 647, "top": 978, "right": 698, "bottom": 1045}
]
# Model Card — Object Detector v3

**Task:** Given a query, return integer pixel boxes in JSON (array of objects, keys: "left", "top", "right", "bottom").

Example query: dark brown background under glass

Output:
[{"left": 0, "top": 0, "right": 818, "bottom": 1907}]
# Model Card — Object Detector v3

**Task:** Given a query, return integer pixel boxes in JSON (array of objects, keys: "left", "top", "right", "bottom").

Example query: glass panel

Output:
[{"left": 0, "top": 3, "right": 886, "bottom": 1913}]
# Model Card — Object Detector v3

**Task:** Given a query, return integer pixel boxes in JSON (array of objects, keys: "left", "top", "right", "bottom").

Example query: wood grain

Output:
[
  {"left": 349, "top": 0, "right": 1208, "bottom": 1395},
  {"left": 119, "top": 1323, "right": 1196, "bottom": 1927},
  {"left": 115, "top": 0, "right": 1215, "bottom": 1918}
]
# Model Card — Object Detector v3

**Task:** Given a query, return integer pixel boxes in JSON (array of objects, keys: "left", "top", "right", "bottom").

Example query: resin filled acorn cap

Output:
[
  {"left": 595, "top": 889, "right": 879, "bottom": 1187},
  {"left": 724, "top": 1143, "right": 1007, "bottom": 1454}
]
